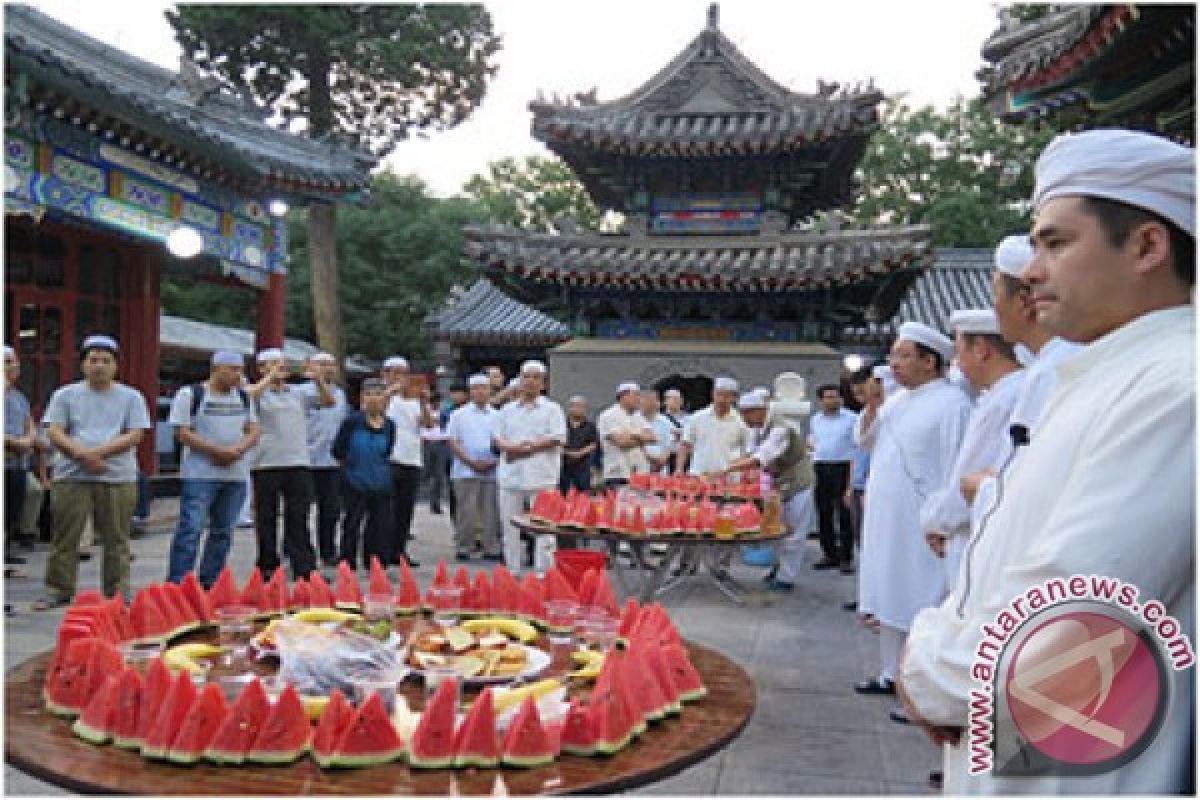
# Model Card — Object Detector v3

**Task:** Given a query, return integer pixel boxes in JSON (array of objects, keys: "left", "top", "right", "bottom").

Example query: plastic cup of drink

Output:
[
  {"left": 543, "top": 600, "right": 579, "bottom": 646},
  {"left": 354, "top": 679, "right": 399, "bottom": 715},
  {"left": 424, "top": 666, "right": 461, "bottom": 704},
  {"left": 428, "top": 586, "right": 464, "bottom": 627},
  {"left": 364, "top": 593, "right": 396, "bottom": 626},
  {"left": 119, "top": 641, "right": 163, "bottom": 669},
  {"left": 217, "top": 672, "right": 259, "bottom": 702},
  {"left": 574, "top": 606, "right": 610, "bottom": 650},
  {"left": 583, "top": 615, "right": 619, "bottom": 651},
  {"left": 214, "top": 604, "right": 256, "bottom": 665}
]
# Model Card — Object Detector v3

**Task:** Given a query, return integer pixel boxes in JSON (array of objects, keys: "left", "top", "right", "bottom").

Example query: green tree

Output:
[
  {"left": 160, "top": 276, "right": 256, "bottom": 328},
  {"left": 284, "top": 171, "right": 484, "bottom": 361},
  {"left": 462, "top": 155, "right": 601, "bottom": 232},
  {"left": 849, "top": 96, "right": 1058, "bottom": 246},
  {"left": 166, "top": 5, "right": 501, "bottom": 366}
]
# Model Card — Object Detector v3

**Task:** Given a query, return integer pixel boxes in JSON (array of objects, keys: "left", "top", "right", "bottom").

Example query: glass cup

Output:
[
  {"left": 119, "top": 641, "right": 164, "bottom": 670},
  {"left": 583, "top": 615, "right": 619, "bottom": 652},
  {"left": 574, "top": 606, "right": 610, "bottom": 651},
  {"left": 424, "top": 666, "right": 461, "bottom": 705},
  {"left": 364, "top": 593, "right": 396, "bottom": 626},
  {"left": 428, "top": 586, "right": 464, "bottom": 628},
  {"left": 543, "top": 600, "right": 579, "bottom": 646},
  {"left": 217, "top": 672, "right": 259, "bottom": 703},
  {"left": 214, "top": 604, "right": 256, "bottom": 665},
  {"left": 354, "top": 679, "right": 399, "bottom": 715}
]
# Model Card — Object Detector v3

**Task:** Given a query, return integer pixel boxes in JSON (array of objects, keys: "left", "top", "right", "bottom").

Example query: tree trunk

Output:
[{"left": 307, "top": 201, "right": 344, "bottom": 369}]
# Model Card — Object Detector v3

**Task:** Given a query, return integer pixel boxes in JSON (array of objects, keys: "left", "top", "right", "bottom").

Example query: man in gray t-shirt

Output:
[
  {"left": 35, "top": 335, "right": 151, "bottom": 609},
  {"left": 166, "top": 351, "right": 261, "bottom": 587},
  {"left": 299, "top": 353, "right": 347, "bottom": 567}
]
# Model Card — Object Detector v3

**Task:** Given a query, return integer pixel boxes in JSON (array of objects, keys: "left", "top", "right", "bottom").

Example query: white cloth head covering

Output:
[
  {"left": 568, "top": 394, "right": 587, "bottom": 405},
  {"left": 615, "top": 381, "right": 640, "bottom": 396},
  {"left": 255, "top": 348, "right": 284, "bottom": 363},
  {"left": 897, "top": 321, "right": 954, "bottom": 362},
  {"left": 713, "top": 376, "right": 738, "bottom": 393},
  {"left": 467, "top": 373, "right": 489, "bottom": 387},
  {"left": 1032, "top": 129, "right": 1195, "bottom": 237},
  {"left": 752, "top": 386, "right": 771, "bottom": 399},
  {"left": 770, "top": 372, "right": 811, "bottom": 420},
  {"left": 994, "top": 234, "right": 1034, "bottom": 278},
  {"left": 872, "top": 364, "right": 898, "bottom": 397},
  {"left": 520, "top": 359, "right": 547, "bottom": 376},
  {"left": 664, "top": 388, "right": 682, "bottom": 399},
  {"left": 211, "top": 351, "right": 244, "bottom": 367},
  {"left": 3, "top": 345, "right": 15, "bottom": 360},
  {"left": 382, "top": 356, "right": 409, "bottom": 370},
  {"left": 949, "top": 309, "right": 1000, "bottom": 335},
  {"left": 737, "top": 392, "right": 767, "bottom": 411},
  {"left": 82, "top": 334, "right": 119, "bottom": 354},
  {"left": 311, "top": 352, "right": 336, "bottom": 364}
]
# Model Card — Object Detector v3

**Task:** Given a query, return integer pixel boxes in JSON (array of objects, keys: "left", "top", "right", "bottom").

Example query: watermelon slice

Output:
[
  {"left": 63, "top": 606, "right": 120, "bottom": 644},
  {"left": 178, "top": 573, "right": 214, "bottom": 626},
  {"left": 617, "top": 598, "right": 642, "bottom": 639},
  {"left": 454, "top": 687, "right": 499, "bottom": 768},
  {"left": 166, "top": 683, "right": 230, "bottom": 764},
  {"left": 559, "top": 698, "right": 597, "bottom": 756},
  {"left": 239, "top": 568, "right": 266, "bottom": 611},
  {"left": 334, "top": 561, "right": 363, "bottom": 610},
  {"left": 205, "top": 676, "right": 270, "bottom": 764},
  {"left": 134, "top": 658, "right": 174, "bottom": 744},
  {"left": 72, "top": 589, "right": 106, "bottom": 606},
  {"left": 589, "top": 660, "right": 640, "bottom": 754},
  {"left": 621, "top": 645, "right": 670, "bottom": 722},
  {"left": 159, "top": 582, "right": 200, "bottom": 636},
  {"left": 431, "top": 559, "right": 450, "bottom": 588},
  {"left": 306, "top": 570, "right": 335, "bottom": 608},
  {"left": 207, "top": 566, "right": 240, "bottom": 611},
  {"left": 247, "top": 685, "right": 311, "bottom": 764},
  {"left": 490, "top": 566, "right": 521, "bottom": 615},
  {"left": 311, "top": 689, "right": 355, "bottom": 768},
  {"left": 44, "top": 637, "right": 123, "bottom": 717},
  {"left": 587, "top": 572, "right": 619, "bottom": 619},
  {"left": 408, "top": 678, "right": 458, "bottom": 768},
  {"left": 394, "top": 559, "right": 421, "bottom": 615},
  {"left": 329, "top": 691, "right": 405, "bottom": 768},
  {"left": 643, "top": 643, "right": 682, "bottom": 716},
  {"left": 661, "top": 644, "right": 706, "bottom": 702},
  {"left": 71, "top": 673, "right": 122, "bottom": 744},
  {"left": 501, "top": 696, "right": 556, "bottom": 768},
  {"left": 577, "top": 569, "right": 599, "bottom": 608},
  {"left": 289, "top": 576, "right": 311, "bottom": 610},
  {"left": 542, "top": 568, "right": 578, "bottom": 605},
  {"left": 263, "top": 566, "right": 289, "bottom": 614},
  {"left": 142, "top": 671, "right": 198, "bottom": 759},
  {"left": 466, "top": 571, "right": 492, "bottom": 615},
  {"left": 111, "top": 666, "right": 145, "bottom": 749},
  {"left": 368, "top": 556, "right": 394, "bottom": 598},
  {"left": 593, "top": 648, "right": 645, "bottom": 738},
  {"left": 519, "top": 574, "right": 546, "bottom": 626}
]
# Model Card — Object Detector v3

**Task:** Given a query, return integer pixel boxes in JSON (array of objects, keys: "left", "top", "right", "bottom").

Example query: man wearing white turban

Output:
[
  {"left": 852, "top": 322, "right": 970, "bottom": 703},
  {"left": 900, "top": 129, "right": 1195, "bottom": 794}
]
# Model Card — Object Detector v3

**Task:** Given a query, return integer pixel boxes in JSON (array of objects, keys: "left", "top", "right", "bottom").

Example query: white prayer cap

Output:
[
  {"left": 713, "top": 376, "right": 739, "bottom": 393},
  {"left": 568, "top": 394, "right": 587, "bottom": 405},
  {"left": 255, "top": 348, "right": 284, "bottom": 363},
  {"left": 467, "top": 374, "right": 489, "bottom": 387},
  {"left": 312, "top": 351, "right": 336, "bottom": 364},
  {"left": 1032, "top": 129, "right": 1195, "bottom": 237},
  {"left": 994, "top": 234, "right": 1033, "bottom": 278},
  {"left": 382, "top": 356, "right": 409, "bottom": 370},
  {"left": 3, "top": 346, "right": 15, "bottom": 360},
  {"left": 211, "top": 351, "right": 244, "bottom": 367},
  {"left": 752, "top": 386, "right": 771, "bottom": 400},
  {"left": 615, "top": 381, "right": 640, "bottom": 396},
  {"left": 81, "top": 334, "right": 119, "bottom": 354},
  {"left": 897, "top": 321, "right": 954, "bottom": 362},
  {"left": 663, "top": 388, "right": 682, "bottom": 399},
  {"left": 737, "top": 392, "right": 767, "bottom": 410},
  {"left": 949, "top": 309, "right": 1000, "bottom": 336},
  {"left": 520, "top": 359, "right": 547, "bottom": 376}
]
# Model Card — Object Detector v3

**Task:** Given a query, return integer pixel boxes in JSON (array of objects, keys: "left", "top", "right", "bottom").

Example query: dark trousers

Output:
[
  {"left": 423, "top": 441, "right": 450, "bottom": 511},
  {"left": 849, "top": 488, "right": 864, "bottom": 550},
  {"left": 253, "top": 467, "right": 316, "bottom": 579},
  {"left": 340, "top": 482, "right": 393, "bottom": 570},
  {"left": 5, "top": 468, "right": 27, "bottom": 558},
  {"left": 815, "top": 462, "right": 854, "bottom": 563},
  {"left": 559, "top": 464, "right": 591, "bottom": 494},
  {"left": 310, "top": 467, "right": 343, "bottom": 565},
  {"left": 390, "top": 464, "right": 421, "bottom": 564}
]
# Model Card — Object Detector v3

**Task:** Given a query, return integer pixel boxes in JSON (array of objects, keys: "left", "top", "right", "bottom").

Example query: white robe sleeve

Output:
[{"left": 920, "top": 392, "right": 1009, "bottom": 538}]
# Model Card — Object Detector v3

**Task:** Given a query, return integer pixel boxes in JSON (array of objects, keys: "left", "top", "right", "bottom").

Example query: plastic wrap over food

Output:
[{"left": 272, "top": 619, "right": 409, "bottom": 697}]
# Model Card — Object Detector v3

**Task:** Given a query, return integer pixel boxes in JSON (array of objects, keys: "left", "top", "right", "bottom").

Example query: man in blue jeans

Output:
[{"left": 166, "top": 351, "right": 261, "bottom": 587}]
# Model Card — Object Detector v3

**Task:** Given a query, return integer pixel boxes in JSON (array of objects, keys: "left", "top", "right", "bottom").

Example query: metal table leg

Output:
[{"left": 630, "top": 541, "right": 682, "bottom": 603}]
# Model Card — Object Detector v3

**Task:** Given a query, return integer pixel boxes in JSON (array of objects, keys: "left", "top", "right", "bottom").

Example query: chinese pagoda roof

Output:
[
  {"left": 5, "top": 5, "right": 376, "bottom": 197},
  {"left": 463, "top": 222, "right": 934, "bottom": 294},
  {"left": 978, "top": 5, "right": 1194, "bottom": 140},
  {"left": 428, "top": 278, "right": 570, "bottom": 346},
  {"left": 530, "top": 4, "right": 883, "bottom": 159}
]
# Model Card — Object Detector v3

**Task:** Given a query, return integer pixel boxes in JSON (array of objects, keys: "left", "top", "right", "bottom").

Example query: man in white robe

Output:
[
  {"left": 921, "top": 310, "right": 1024, "bottom": 589},
  {"left": 855, "top": 365, "right": 904, "bottom": 624},
  {"left": 853, "top": 323, "right": 970, "bottom": 697},
  {"left": 899, "top": 129, "right": 1195, "bottom": 794}
]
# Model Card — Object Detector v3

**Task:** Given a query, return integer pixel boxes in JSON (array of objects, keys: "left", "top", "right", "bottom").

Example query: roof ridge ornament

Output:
[{"left": 707, "top": 3, "right": 719, "bottom": 31}]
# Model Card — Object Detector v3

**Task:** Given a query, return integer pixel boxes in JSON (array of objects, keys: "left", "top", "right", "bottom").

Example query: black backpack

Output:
[{"left": 189, "top": 383, "right": 250, "bottom": 418}]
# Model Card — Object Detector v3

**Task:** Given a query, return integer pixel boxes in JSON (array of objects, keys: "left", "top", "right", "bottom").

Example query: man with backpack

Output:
[{"left": 166, "top": 351, "right": 260, "bottom": 587}]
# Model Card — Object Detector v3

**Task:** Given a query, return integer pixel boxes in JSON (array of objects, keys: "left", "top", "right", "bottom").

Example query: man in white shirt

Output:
[
  {"left": 899, "top": 129, "right": 1195, "bottom": 794},
  {"left": 640, "top": 388, "right": 676, "bottom": 474},
  {"left": 809, "top": 383, "right": 858, "bottom": 573},
  {"left": 300, "top": 352, "right": 347, "bottom": 568},
  {"left": 676, "top": 377, "right": 749, "bottom": 476},
  {"left": 597, "top": 382, "right": 656, "bottom": 488},
  {"left": 493, "top": 360, "right": 566, "bottom": 575},
  {"left": 446, "top": 374, "right": 501, "bottom": 562},
  {"left": 383, "top": 355, "right": 433, "bottom": 568}
]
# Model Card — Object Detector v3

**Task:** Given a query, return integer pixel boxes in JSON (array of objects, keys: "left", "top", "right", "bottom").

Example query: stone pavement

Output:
[{"left": 4, "top": 499, "right": 940, "bottom": 795}]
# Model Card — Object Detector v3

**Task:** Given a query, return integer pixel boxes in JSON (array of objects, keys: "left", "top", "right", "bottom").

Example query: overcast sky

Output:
[{"left": 26, "top": 0, "right": 1004, "bottom": 197}]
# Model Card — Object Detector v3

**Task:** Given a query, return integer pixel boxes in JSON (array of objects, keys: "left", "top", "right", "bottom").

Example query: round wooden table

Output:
[{"left": 6, "top": 639, "right": 754, "bottom": 795}]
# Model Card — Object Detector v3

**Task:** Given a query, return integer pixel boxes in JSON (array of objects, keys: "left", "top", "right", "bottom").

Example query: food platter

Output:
[{"left": 411, "top": 644, "right": 553, "bottom": 686}]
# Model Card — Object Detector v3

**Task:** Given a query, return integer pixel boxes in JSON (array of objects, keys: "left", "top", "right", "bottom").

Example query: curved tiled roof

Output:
[
  {"left": 6, "top": 5, "right": 375, "bottom": 195},
  {"left": 429, "top": 278, "right": 569, "bottom": 346}
]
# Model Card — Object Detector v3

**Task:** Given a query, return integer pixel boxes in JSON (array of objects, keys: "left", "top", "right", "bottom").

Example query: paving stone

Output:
[{"left": 715, "top": 767, "right": 886, "bottom": 795}]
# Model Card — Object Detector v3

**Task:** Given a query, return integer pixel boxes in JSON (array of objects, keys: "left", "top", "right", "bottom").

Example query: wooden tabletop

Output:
[
  {"left": 514, "top": 514, "right": 788, "bottom": 546},
  {"left": 6, "top": 637, "right": 755, "bottom": 795}
]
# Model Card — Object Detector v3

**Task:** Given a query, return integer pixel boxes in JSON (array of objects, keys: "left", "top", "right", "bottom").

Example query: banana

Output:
[
  {"left": 301, "top": 694, "right": 329, "bottom": 721},
  {"left": 568, "top": 649, "right": 605, "bottom": 680},
  {"left": 163, "top": 642, "right": 224, "bottom": 675},
  {"left": 492, "top": 678, "right": 562, "bottom": 714},
  {"left": 460, "top": 617, "right": 539, "bottom": 644},
  {"left": 290, "top": 608, "right": 359, "bottom": 625}
]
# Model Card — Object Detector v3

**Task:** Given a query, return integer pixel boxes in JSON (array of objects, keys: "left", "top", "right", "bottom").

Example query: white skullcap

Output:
[
  {"left": 255, "top": 348, "right": 284, "bottom": 363},
  {"left": 737, "top": 392, "right": 767, "bottom": 410},
  {"left": 897, "top": 322, "right": 954, "bottom": 362},
  {"left": 713, "top": 376, "right": 739, "bottom": 393},
  {"left": 211, "top": 351, "right": 244, "bottom": 367},
  {"left": 312, "top": 351, "right": 336, "bottom": 364},
  {"left": 949, "top": 309, "right": 1000, "bottom": 336},
  {"left": 568, "top": 394, "right": 587, "bottom": 405},
  {"left": 664, "top": 388, "right": 682, "bottom": 399},
  {"left": 520, "top": 359, "right": 547, "bottom": 375},
  {"left": 467, "top": 374, "right": 489, "bottom": 387},
  {"left": 3, "top": 346, "right": 15, "bottom": 360},
  {"left": 1033, "top": 129, "right": 1195, "bottom": 237},
  {"left": 82, "top": 334, "right": 119, "bottom": 353},
  {"left": 382, "top": 356, "right": 409, "bottom": 370},
  {"left": 752, "top": 386, "right": 771, "bottom": 399},
  {"left": 994, "top": 234, "right": 1034, "bottom": 278},
  {"left": 615, "top": 381, "right": 640, "bottom": 396}
]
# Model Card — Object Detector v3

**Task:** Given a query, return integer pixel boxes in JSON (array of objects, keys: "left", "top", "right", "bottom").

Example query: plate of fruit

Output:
[{"left": 406, "top": 617, "right": 552, "bottom": 685}]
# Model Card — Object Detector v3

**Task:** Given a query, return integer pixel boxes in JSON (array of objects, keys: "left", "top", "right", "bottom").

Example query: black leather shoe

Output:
[
  {"left": 483, "top": 553, "right": 503, "bottom": 562},
  {"left": 853, "top": 678, "right": 895, "bottom": 695},
  {"left": 761, "top": 566, "right": 778, "bottom": 584},
  {"left": 889, "top": 709, "right": 911, "bottom": 725},
  {"left": 455, "top": 552, "right": 471, "bottom": 561},
  {"left": 928, "top": 772, "right": 943, "bottom": 790},
  {"left": 842, "top": 601, "right": 858, "bottom": 612},
  {"left": 766, "top": 579, "right": 794, "bottom": 592}
]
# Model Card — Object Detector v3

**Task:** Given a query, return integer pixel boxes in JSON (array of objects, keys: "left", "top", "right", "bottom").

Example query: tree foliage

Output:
[
  {"left": 165, "top": 4, "right": 501, "bottom": 154},
  {"left": 283, "top": 171, "right": 484, "bottom": 360},
  {"left": 462, "top": 155, "right": 601, "bottom": 232},
  {"left": 850, "top": 96, "right": 1058, "bottom": 246}
]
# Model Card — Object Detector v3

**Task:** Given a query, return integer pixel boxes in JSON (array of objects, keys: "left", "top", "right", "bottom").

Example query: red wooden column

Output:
[
  {"left": 127, "top": 244, "right": 160, "bottom": 474},
  {"left": 255, "top": 271, "right": 286, "bottom": 352}
]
